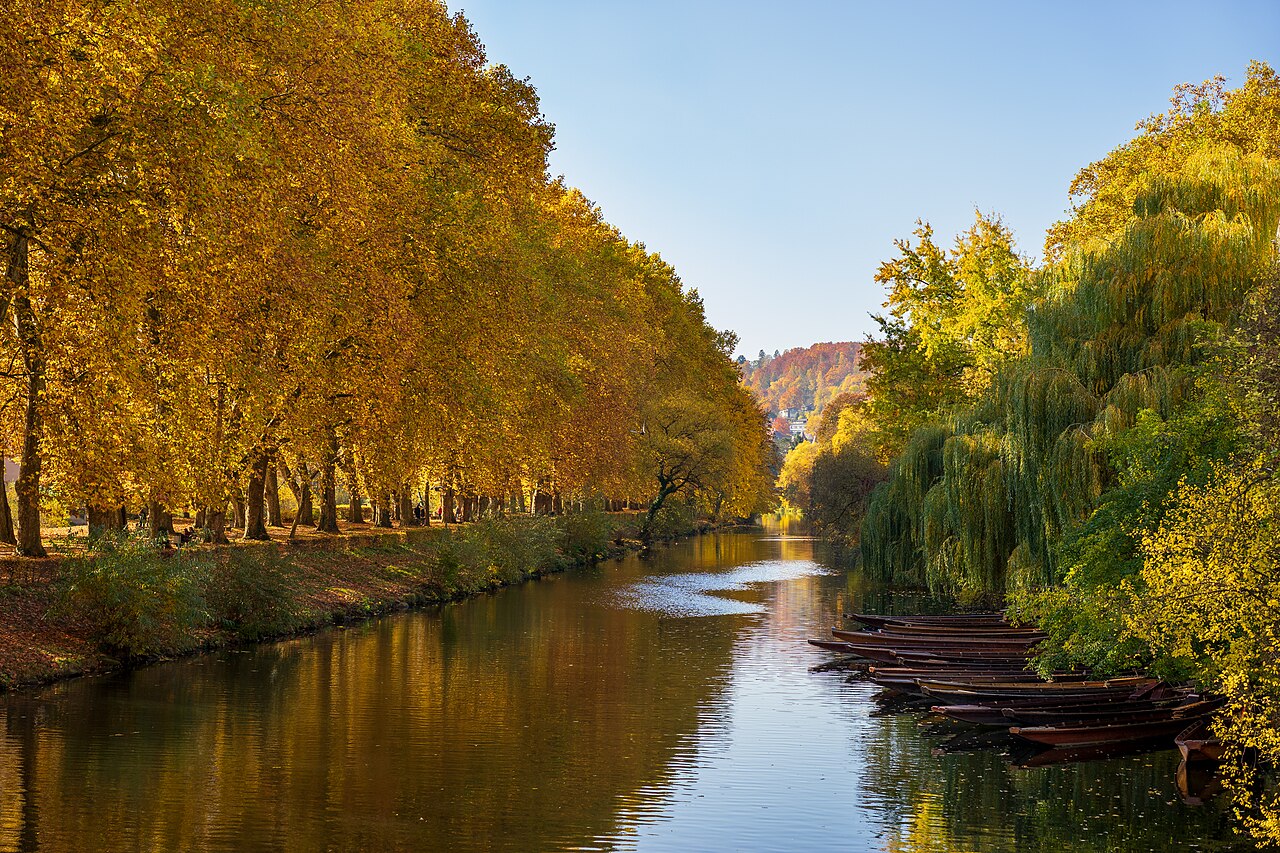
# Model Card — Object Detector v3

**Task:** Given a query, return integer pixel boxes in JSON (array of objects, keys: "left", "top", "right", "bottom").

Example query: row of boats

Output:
[{"left": 809, "top": 612, "right": 1222, "bottom": 769}]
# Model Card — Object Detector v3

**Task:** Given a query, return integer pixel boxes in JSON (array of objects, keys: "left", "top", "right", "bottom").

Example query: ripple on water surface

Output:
[{"left": 612, "top": 558, "right": 830, "bottom": 617}]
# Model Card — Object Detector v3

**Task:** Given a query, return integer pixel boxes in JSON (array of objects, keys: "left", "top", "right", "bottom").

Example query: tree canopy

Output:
[{"left": 0, "top": 0, "right": 776, "bottom": 554}]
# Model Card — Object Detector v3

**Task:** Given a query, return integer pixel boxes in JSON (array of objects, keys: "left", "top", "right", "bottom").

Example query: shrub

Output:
[
  {"left": 556, "top": 508, "right": 616, "bottom": 562},
  {"left": 431, "top": 531, "right": 486, "bottom": 589},
  {"left": 58, "top": 534, "right": 209, "bottom": 658},
  {"left": 646, "top": 501, "right": 696, "bottom": 540},
  {"left": 464, "top": 516, "right": 563, "bottom": 582},
  {"left": 202, "top": 547, "right": 305, "bottom": 640}
]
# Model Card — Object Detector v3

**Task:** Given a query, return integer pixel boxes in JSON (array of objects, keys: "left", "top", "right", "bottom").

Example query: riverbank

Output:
[{"left": 0, "top": 511, "right": 733, "bottom": 692}]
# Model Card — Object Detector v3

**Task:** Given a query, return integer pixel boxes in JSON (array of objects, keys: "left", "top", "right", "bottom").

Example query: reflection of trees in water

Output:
[
  {"left": 0, "top": 548, "right": 742, "bottom": 852},
  {"left": 860, "top": 709, "right": 1236, "bottom": 852}
]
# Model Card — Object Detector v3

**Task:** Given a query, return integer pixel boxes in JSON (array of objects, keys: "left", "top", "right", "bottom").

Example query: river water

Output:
[{"left": 0, "top": 525, "right": 1238, "bottom": 851}]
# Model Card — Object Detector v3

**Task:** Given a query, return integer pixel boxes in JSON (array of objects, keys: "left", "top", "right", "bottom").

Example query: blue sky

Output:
[{"left": 455, "top": 1, "right": 1278, "bottom": 359}]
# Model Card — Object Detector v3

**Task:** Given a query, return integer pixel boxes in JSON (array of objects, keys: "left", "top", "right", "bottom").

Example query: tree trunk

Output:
[
  {"left": 398, "top": 485, "right": 413, "bottom": 527},
  {"left": 375, "top": 493, "right": 393, "bottom": 528},
  {"left": 206, "top": 509, "right": 228, "bottom": 543},
  {"left": 443, "top": 487, "right": 456, "bottom": 524},
  {"left": 346, "top": 471, "right": 364, "bottom": 524},
  {"left": 243, "top": 447, "right": 271, "bottom": 540},
  {"left": 315, "top": 434, "right": 340, "bottom": 534},
  {"left": 0, "top": 463, "right": 17, "bottom": 545},
  {"left": 265, "top": 463, "right": 281, "bottom": 527},
  {"left": 640, "top": 483, "right": 677, "bottom": 544},
  {"left": 9, "top": 231, "right": 44, "bottom": 557},
  {"left": 296, "top": 461, "right": 314, "bottom": 526},
  {"left": 148, "top": 499, "right": 173, "bottom": 539},
  {"left": 533, "top": 487, "right": 552, "bottom": 516},
  {"left": 87, "top": 506, "right": 125, "bottom": 540}
]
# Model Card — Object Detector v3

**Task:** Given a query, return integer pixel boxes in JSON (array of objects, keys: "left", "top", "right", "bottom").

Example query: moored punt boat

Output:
[
  {"left": 924, "top": 675, "right": 1153, "bottom": 691},
  {"left": 871, "top": 624, "right": 1045, "bottom": 638},
  {"left": 1002, "top": 701, "right": 1209, "bottom": 727},
  {"left": 1177, "top": 757, "right": 1224, "bottom": 805},
  {"left": 872, "top": 673, "right": 1049, "bottom": 691},
  {"left": 932, "top": 704, "right": 1021, "bottom": 725},
  {"left": 931, "top": 696, "right": 1189, "bottom": 725},
  {"left": 844, "top": 645, "right": 1033, "bottom": 666},
  {"left": 874, "top": 670, "right": 1098, "bottom": 696},
  {"left": 1010, "top": 703, "right": 1219, "bottom": 748},
  {"left": 920, "top": 680, "right": 1157, "bottom": 703},
  {"left": 835, "top": 645, "right": 905, "bottom": 664},
  {"left": 836, "top": 645, "right": 1036, "bottom": 664},
  {"left": 1176, "top": 719, "right": 1226, "bottom": 762},
  {"left": 830, "top": 629, "right": 1041, "bottom": 648},
  {"left": 1010, "top": 717, "right": 1201, "bottom": 748},
  {"left": 847, "top": 613, "right": 1007, "bottom": 630},
  {"left": 807, "top": 639, "right": 862, "bottom": 653}
]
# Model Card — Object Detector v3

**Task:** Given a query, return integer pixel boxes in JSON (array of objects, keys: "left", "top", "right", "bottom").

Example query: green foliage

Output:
[
  {"left": 645, "top": 500, "right": 696, "bottom": 540},
  {"left": 807, "top": 443, "right": 886, "bottom": 539},
  {"left": 556, "top": 507, "right": 618, "bottom": 562},
  {"left": 429, "top": 517, "right": 569, "bottom": 590},
  {"left": 861, "top": 129, "right": 1280, "bottom": 596},
  {"left": 58, "top": 535, "right": 209, "bottom": 658},
  {"left": 202, "top": 548, "right": 305, "bottom": 641},
  {"left": 464, "top": 516, "right": 564, "bottom": 583}
]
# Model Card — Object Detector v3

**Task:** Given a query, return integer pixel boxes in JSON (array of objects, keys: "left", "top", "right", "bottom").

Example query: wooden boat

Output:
[
  {"left": 1003, "top": 703, "right": 1203, "bottom": 727},
  {"left": 847, "top": 613, "right": 1006, "bottom": 630},
  {"left": 1176, "top": 719, "right": 1225, "bottom": 762},
  {"left": 876, "top": 670, "right": 1097, "bottom": 696},
  {"left": 932, "top": 704, "right": 1020, "bottom": 725},
  {"left": 873, "top": 672, "right": 1049, "bottom": 691},
  {"left": 887, "top": 657, "right": 1034, "bottom": 670},
  {"left": 836, "top": 645, "right": 905, "bottom": 663},
  {"left": 807, "top": 639, "right": 860, "bottom": 653},
  {"left": 830, "top": 629, "right": 1040, "bottom": 648},
  {"left": 873, "top": 625, "right": 1045, "bottom": 638},
  {"left": 923, "top": 676, "right": 1153, "bottom": 692},
  {"left": 865, "top": 660, "right": 1034, "bottom": 676},
  {"left": 1010, "top": 702, "right": 1219, "bottom": 748},
  {"left": 1177, "top": 757, "right": 1224, "bottom": 805},
  {"left": 947, "top": 692, "right": 1189, "bottom": 712},
  {"left": 893, "top": 649, "right": 1034, "bottom": 661},
  {"left": 920, "top": 680, "right": 1157, "bottom": 703},
  {"left": 932, "top": 696, "right": 1189, "bottom": 726},
  {"left": 1010, "top": 717, "right": 1199, "bottom": 748}
]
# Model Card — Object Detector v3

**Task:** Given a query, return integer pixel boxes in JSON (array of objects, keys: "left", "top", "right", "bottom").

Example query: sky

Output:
[{"left": 455, "top": 1, "right": 1279, "bottom": 359}]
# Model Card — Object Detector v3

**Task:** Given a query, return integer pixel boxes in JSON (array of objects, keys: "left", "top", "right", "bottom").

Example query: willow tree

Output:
[{"left": 860, "top": 71, "right": 1280, "bottom": 597}]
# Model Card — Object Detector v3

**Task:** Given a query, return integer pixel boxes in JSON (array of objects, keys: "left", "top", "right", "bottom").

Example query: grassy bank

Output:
[{"left": 0, "top": 508, "right": 720, "bottom": 691}]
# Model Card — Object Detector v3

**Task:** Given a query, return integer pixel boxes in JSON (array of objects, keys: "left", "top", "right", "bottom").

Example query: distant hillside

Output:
[{"left": 738, "top": 341, "right": 866, "bottom": 414}]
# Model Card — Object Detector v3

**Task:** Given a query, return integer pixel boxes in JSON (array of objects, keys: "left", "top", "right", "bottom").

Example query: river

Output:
[{"left": 0, "top": 525, "right": 1237, "bottom": 851}]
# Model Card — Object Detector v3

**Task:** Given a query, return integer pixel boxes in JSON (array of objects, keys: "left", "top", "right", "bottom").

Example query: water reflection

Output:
[{"left": 0, "top": 527, "right": 1241, "bottom": 852}]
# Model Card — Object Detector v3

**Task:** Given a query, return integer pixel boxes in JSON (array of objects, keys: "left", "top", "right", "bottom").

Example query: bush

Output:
[
  {"left": 646, "top": 501, "right": 696, "bottom": 540},
  {"left": 58, "top": 534, "right": 209, "bottom": 658},
  {"left": 463, "top": 516, "right": 563, "bottom": 583},
  {"left": 431, "top": 531, "right": 487, "bottom": 589},
  {"left": 557, "top": 508, "right": 616, "bottom": 561},
  {"left": 202, "top": 547, "right": 305, "bottom": 640}
]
